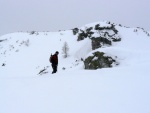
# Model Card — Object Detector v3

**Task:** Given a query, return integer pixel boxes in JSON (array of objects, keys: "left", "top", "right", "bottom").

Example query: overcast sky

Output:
[{"left": 0, "top": 0, "right": 150, "bottom": 36}]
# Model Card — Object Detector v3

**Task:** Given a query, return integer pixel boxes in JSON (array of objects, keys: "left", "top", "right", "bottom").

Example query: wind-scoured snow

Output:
[{"left": 0, "top": 21, "right": 150, "bottom": 113}]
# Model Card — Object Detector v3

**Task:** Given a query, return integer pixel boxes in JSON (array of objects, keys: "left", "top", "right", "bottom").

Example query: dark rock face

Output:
[{"left": 84, "top": 52, "right": 117, "bottom": 69}]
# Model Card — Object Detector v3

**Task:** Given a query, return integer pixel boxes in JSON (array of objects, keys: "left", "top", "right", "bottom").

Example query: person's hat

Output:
[{"left": 56, "top": 51, "right": 59, "bottom": 54}]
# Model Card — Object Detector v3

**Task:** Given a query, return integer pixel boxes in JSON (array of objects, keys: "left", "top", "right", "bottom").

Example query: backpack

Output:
[{"left": 49, "top": 54, "right": 54, "bottom": 63}]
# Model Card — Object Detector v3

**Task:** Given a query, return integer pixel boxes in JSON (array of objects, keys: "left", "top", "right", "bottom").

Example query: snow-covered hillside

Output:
[{"left": 0, "top": 21, "right": 150, "bottom": 113}]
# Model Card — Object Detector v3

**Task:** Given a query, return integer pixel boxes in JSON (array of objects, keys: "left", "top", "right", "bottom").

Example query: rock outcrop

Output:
[
  {"left": 72, "top": 21, "right": 121, "bottom": 69},
  {"left": 84, "top": 51, "right": 118, "bottom": 69},
  {"left": 72, "top": 21, "right": 121, "bottom": 50}
]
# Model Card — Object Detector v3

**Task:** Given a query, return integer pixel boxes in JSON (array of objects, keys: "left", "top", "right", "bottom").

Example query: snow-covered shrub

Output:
[
  {"left": 75, "top": 22, "right": 121, "bottom": 50},
  {"left": 30, "top": 31, "right": 39, "bottom": 35},
  {"left": 30, "top": 31, "right": 35, "bottom": 35},
  {"left": 20, "top": 39, "right": 30, "bottom": 47},
  {"left": 23, "top": 39, "right": 30, "bottom": 47},
  {"left": 91, "top": 37, "right": 112, "bottom": 50},
  {"left": 72, "top": 28, "right": 79, "bottom": 35},
  {"left": 84, "top": 51, "right": 118, "bottom": 69}
]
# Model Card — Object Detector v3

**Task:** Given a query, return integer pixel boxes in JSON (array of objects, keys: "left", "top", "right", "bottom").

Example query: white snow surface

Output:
[{"left": 0, "top": 22, "right": 150, "bottom": 113}]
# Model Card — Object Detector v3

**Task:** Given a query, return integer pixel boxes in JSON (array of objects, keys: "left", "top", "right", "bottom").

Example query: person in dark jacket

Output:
[{"left": 51, "top": 51, "right": 59, "bottom": 74}]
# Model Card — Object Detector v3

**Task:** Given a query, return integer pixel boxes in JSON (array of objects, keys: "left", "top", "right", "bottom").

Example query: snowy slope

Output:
[
  {"left": 0, "top": 21, "right": 150, "bottom": 113},
  {"left": 0, "top": 30, "right": 88, "bottom": 76}
]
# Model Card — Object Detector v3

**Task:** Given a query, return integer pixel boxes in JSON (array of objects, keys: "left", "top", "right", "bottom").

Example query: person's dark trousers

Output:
[{"left": 52, "top": 64, "right": 57, "bottom": 74}]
